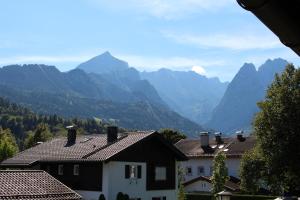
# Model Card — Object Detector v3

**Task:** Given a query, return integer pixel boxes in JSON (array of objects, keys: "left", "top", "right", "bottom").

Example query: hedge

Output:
[{"left": 187, "top": 193, "right": 275, "bottom": 200}]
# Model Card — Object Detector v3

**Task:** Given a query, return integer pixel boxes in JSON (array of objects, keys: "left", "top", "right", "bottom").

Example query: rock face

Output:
[
  {"left": 141, "top": 69, "right": 228, "bottom": 124},
  {"left": 206, "top": 58, "right": 289, "bottom": 134}
]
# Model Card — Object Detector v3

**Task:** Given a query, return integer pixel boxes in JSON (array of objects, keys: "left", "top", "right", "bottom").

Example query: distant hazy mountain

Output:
[
  {"left": 0, "top": 55, "right": 205, "bottom": 136},
  {"left": 141, "top": 69, "right": 228, "bottom": 124},
  {"left": 206, "top": 58, "right": 289, "bottom": 133}
]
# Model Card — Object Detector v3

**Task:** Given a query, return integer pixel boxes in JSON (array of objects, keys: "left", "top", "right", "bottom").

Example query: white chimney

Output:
[{"left": 200, "top": 132, "right": 209, "bottom": 147}]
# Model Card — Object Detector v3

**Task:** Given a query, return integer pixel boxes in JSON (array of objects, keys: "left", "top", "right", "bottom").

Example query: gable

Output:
[{"left": 108, "top": 134, "right": 182, "bottom": 162}]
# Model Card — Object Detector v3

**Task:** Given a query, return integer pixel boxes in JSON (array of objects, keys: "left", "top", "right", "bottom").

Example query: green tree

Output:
[
  {"left": 24, "top": 123, "right": 52, "bottom": 148},
  {"left": 159, "top": 128, "right": 186, "bottom": 144},
  {"left": 211, "top": 152, "right": 229, "bottom": 197},
  {"left": 0, "top": 127, "right": 18, "bottom": 162},
  {"left": 240, "top": 149, "right": 265, "bottom": 194},
  {"left": 254, "top": 64, "right": 300, "bottom": 195},
  {"left": 178, "top": 167, "right": 187, "bottom": 200}
]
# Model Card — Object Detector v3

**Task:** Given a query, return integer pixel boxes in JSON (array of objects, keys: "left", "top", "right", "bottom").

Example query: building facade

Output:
[
  {"left": 1, "top": 126, "right": 187, "bottom": 200},
  {"left": 175, "top": 132, "right": 255, "bottom": 193}
]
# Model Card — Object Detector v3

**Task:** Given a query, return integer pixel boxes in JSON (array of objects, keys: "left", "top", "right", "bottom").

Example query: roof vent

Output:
[
  {"left": 200, "top": 132, "right": 209, "bottom": 147},
  {"left": 66, "top": 125, "right": 77, "bottom": 146},
  {"left": 236, "top": 130, "right": 246, "bottom": 142},
  {"left": 107, "top": 126, "right": 118, "bottom": 144}
]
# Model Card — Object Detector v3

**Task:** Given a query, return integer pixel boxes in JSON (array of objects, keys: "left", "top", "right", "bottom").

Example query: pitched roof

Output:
[
  {"left": 0, "top": 170, "right": 81, "bottom": 200},
  {"left": 1, "top": 131, "right": 187, "bottom": 166},
  {"left": 183, "top": 175, "right": 240, "bottom": 192},
  {"left": 175, "top": 136, "right": 255, "bottom": 158}
]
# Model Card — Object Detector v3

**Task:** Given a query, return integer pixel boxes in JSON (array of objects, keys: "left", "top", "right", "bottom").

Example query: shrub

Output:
[
  {"left": 116, "top": 192, "right": 124, "bottom": 200},
  {"left": 99, "top": 194, "right": 105, "bottom": 200},
  {"left": 123, "top": 194, "right": 129, "bottom": 200}
]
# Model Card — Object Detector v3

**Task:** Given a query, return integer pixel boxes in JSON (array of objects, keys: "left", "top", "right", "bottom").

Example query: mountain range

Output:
[
  {"left": 141, "top": 69, "right": 228, "bottom": 124},
  {"left": 0, "top": 52, "right": 204, "bottom": 136},
  {"left": 0, "top": 51, "right": 290, "bottom": 136}
]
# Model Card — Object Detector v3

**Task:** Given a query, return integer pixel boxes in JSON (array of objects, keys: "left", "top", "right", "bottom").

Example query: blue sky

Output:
[{"left": 0, "top": 0, "right": 299, "bottom": 81}]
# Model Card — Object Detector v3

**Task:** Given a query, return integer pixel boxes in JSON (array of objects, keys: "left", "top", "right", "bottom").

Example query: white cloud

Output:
[
  {"left": 191, "top": 65, "right": 206, "bottom": 75},
  {"left": 163, "top": 31, "right": 282, "bottom": 50},
  {"left": 90, "top": 0, "right": 234, "bottom": 19}
]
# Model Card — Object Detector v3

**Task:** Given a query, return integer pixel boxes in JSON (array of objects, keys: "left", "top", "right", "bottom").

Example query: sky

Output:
[{"left": 0, "top": 0, "right": 299, "bottom": 81}]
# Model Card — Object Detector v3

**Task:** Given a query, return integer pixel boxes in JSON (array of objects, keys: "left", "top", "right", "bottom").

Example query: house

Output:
[
  {"left": 0, "top": 170, "right": 82, "bottom": 200},
  {"left": 175, "top": 132, "right": 255, "bottom": 193},
  {"left": 0, "top": 126, "right": 187, "bottom": 200}
]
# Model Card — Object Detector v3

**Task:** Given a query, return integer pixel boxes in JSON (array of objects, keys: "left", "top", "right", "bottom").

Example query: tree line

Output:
[{"left": 0, "top": 96, "right": 113, "bottom": 161}]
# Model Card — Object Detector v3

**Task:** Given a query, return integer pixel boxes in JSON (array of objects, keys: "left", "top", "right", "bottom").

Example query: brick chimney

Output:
[
  {"left": 200, "top": 132, "right": 209, "bottom": 147},
  {"left": 66, "top": 125, "right": 77, "bottom": 146},
  {"left": 107, "top": 126, "right": 118, "bottom": 144}
]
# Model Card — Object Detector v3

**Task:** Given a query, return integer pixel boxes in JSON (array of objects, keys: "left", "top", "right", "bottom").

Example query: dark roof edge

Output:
[
  {"left": 183, "top": 176, "right": 238, "bottom": 191},
  {"left": 107, "top": 131, "right": 188, "bottom": 162},
  {"left": 237, "top": 0, "right": 300, "bottom": 56}
]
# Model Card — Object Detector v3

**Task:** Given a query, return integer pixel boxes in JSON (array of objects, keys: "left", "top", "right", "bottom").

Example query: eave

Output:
[{"left": 237, "top": 0, "right": 300, "bottom": 56}]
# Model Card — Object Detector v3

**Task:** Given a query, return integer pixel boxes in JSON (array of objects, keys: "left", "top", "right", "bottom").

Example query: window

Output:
[
  {"left": 197, "top": 166, "right": 205, "bottom": 176},
  {"left": 186, "top": 167, "right": 192, "bottom": 176},
  {"left": 152, "top": 197, "right": 166, "bottom": 200},
  {"left": 73, "top": 164, "right": 79, "bottom": 176},
  {"left": 155, "top": 167, "right": 166, "bottom": 181},
  {"left": 201, "top": 183, "right": 207, "bottom": 188},
  {"left": 125, "top": 165, "right": 141, "bottom": 179},
  {"left": 58, "top": 164, "right": 64, "bottom": 175}
]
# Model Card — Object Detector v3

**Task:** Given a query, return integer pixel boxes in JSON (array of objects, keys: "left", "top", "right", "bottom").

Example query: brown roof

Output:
[
  {"left": 183, "top": 175, "right": 240, "bottom": 192},
  {"left": 0, "top": 170, "right": 81, "bottom": 200},
  {"left": 175, "top": 136, "right": 255, "bottom": 158},
  {"left": 1, "top": 131, "right": 187, "bottom": 166}
]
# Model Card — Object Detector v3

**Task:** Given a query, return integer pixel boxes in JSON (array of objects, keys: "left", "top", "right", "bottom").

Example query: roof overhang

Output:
[
  {"left": 237, "top": 0, "right": 300, "bottom": 56},
  {"left": 107, "top": 132, "right": 188, "bottom": 162}
]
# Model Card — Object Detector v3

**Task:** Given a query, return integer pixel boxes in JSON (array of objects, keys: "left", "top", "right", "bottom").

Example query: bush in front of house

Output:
[
  {"left": 98, "top": 194, "right": 105, "bottom": 200},
  {"left": 186, "top": 193, "right": 275, "bottom": 200},
  {"left": 116, "top": 192, "right": 124, "bottom": 200},
  {"left": 123, "top": 194, "right": 129, "bottom": 200}
]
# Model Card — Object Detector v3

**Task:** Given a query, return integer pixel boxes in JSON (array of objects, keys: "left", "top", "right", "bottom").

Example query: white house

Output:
[
  {"left": 175, "top": 132, "right": 255, "bottom": 193},
  {"left": 0, "top": 126, "right": 187, "bottom": 200}
]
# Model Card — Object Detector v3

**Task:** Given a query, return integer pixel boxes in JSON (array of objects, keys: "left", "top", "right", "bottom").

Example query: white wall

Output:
[
  {"left": 179, "top": 157, "right": 241, "bottom": 182},
  {"left": 102, "top": 161, "right": 178, "bottom": 200},
  {"left": 180, "top": 158, "right": 213, "bottom": 182},
  {"left": 185, "top": 180, "right": 212, "bottom": 193}
]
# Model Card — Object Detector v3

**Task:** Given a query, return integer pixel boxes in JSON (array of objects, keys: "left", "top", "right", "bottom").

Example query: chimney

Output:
[
  {"left": 236, "top": 130, "right": 245, "bottom": 142},
  {"left": 200, "top": 132, "right": 209, "bottom": 147},
  {"left": 107, "top": 126, "right": 118, "bottom": 143},
  {"left": 215, "top": 132, "right": 223, "bottom": 144},
  {"left": 66, "top": 125, "right": 77, "bottom": 146}
]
